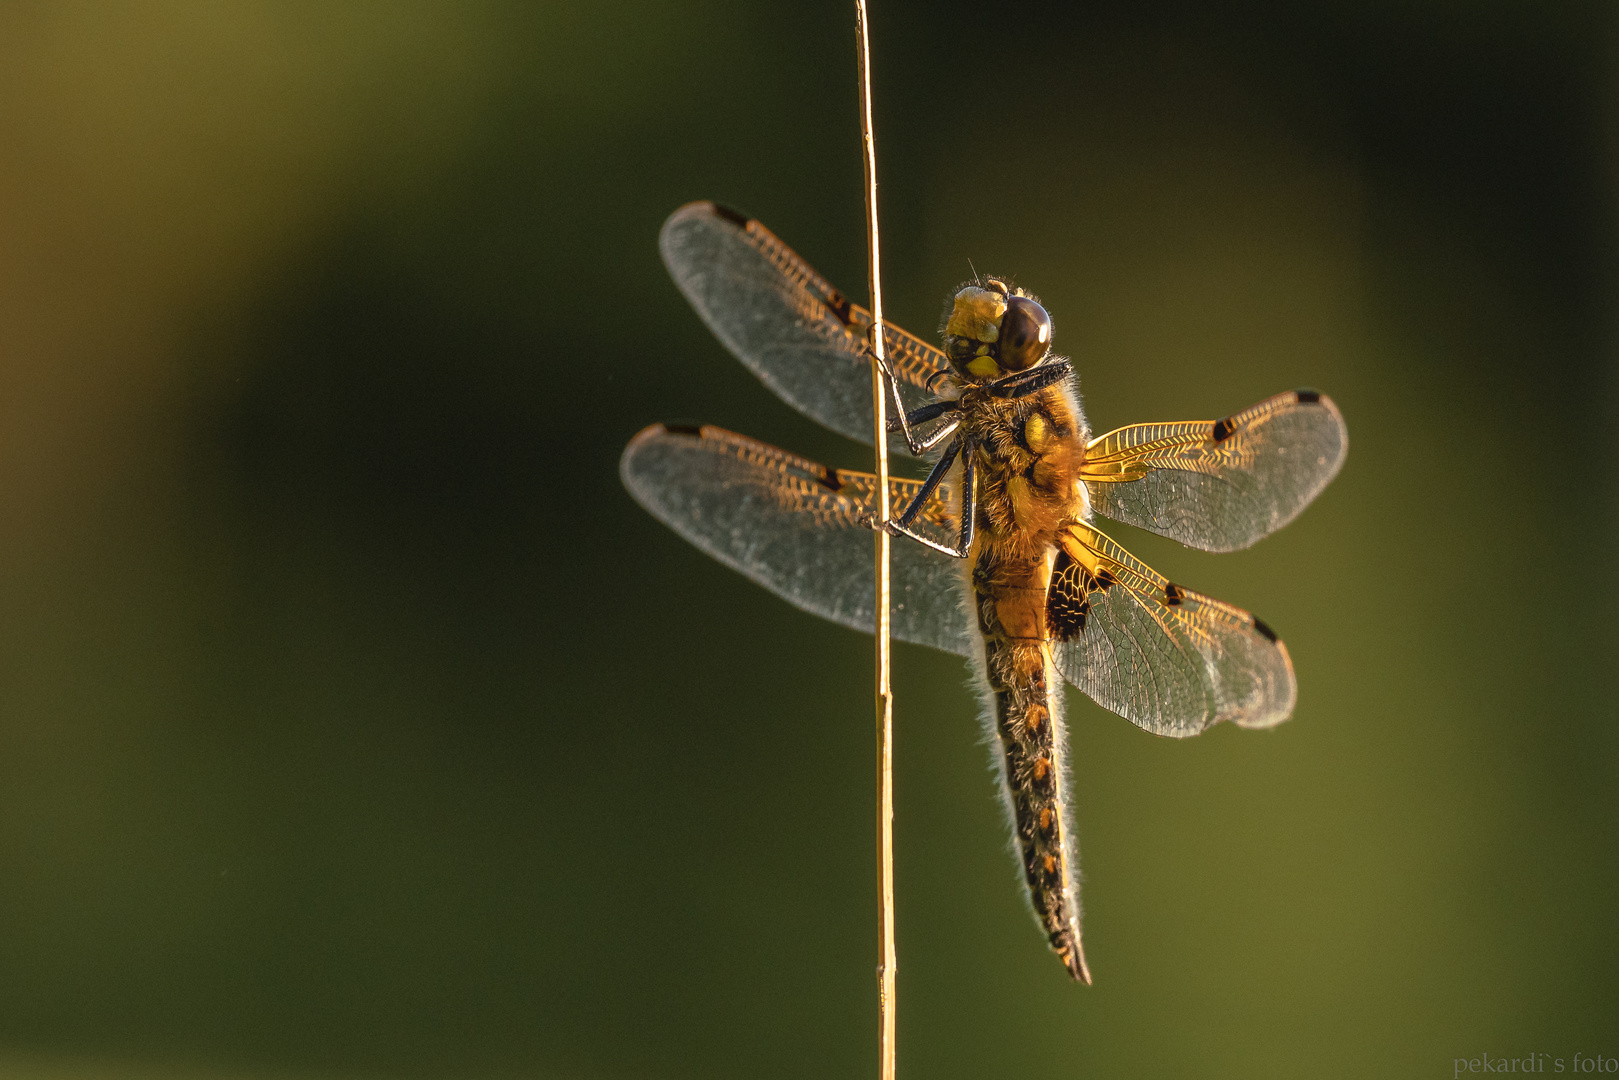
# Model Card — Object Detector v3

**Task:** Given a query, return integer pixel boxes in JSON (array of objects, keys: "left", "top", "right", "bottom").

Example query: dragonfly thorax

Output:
[{"left": 961, "top": 386, "right": 1089, "bottom": 552}]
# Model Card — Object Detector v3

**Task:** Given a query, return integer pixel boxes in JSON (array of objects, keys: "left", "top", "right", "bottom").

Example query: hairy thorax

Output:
[
  {"left": 963, "top": 383, "right": 1088, "bottom": 558},
  {"left": 956, "top": 381, "right": 1089, "bottom": 660}
]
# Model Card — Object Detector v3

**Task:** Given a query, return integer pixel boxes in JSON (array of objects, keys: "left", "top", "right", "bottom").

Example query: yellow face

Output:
[
  {"left": 946, "top": 286, "right": 1007, "bottom": 344},
  {"left": 945, "top": 286, "right": 1009, "bottom": 378},
  {"left": 943, "top": 280, "right": 1053, "bottom": 380}
]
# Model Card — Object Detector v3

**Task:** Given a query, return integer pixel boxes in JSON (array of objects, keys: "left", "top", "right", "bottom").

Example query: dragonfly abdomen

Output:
[{"left": 971, "top": 547, "right": 1091, "bottom": 984}]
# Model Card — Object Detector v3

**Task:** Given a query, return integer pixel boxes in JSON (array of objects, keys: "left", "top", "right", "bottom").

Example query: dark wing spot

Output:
[
  {"left": 1046, "top": 549, "right": 1092, "bottom": 642},
  {"left": 1294, "top": 388, "right": 1322, "bottom": 404},
  {"left": 1211, "top": 417, "right": 1237, "bottom": 442},
  {"left": 662, "top": 422, "right": 704, "bottom": 436},
  {"left": 1251, "top": 616, "right": 1279, "bottom": 644},
  {"left": 712, "top": 203, "right": 750, "bottom": 228},
  {"left": 822, "top": 289, "right": 855, "bottom": 326},
  {"left": 1094, "top": 567, "right": 1117, "bottom": 590},
  {"left": 1164, "top": 582, "right": 1184, "bottom": 606},
  {"left": 815, "top": 466, "right": 844, "bottom": 493}
]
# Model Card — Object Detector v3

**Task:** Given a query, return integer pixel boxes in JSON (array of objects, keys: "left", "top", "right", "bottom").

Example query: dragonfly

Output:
[{"left": 620, "top": 201, "right": 1348, "bottom": 983}]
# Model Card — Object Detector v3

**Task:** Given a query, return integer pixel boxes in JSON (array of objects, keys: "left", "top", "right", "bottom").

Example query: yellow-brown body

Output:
[{"left": 954, "top": 373, "right": 1093, "bottom": 982}]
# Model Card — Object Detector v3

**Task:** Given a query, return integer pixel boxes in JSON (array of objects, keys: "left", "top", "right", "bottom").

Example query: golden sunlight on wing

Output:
[
  {"left": 620, "top": 423, "right": 971, "bottom": 656},
  {"left": 1081, "top": 389, "right": 1347, "bottom": 552},
  {"left": 660, "top": 202, "right": 949, "bottom": 453},
  {"left": 1048, "top": 522, "right": 1296, "bottom": 737}
]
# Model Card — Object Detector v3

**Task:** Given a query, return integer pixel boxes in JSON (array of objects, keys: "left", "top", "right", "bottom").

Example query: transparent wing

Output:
[
  {"left": 660, "top": 202, "right": 949, "bottom": 454},
  {"left": 620, "top": 423, "right": 971, "bottom": 657},
  {"left": 1048, "top": 521, "right": 1295, "bottom": 737},
  {"left": 1082, "top": 389, "right": 1348, "bottom": 552}
]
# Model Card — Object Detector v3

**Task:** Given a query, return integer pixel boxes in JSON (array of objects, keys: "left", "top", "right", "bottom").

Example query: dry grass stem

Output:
[{"left": 853, "top": 3, "right": 896, "bottom": 1078}]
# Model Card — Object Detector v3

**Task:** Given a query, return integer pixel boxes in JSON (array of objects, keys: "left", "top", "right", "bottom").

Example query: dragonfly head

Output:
[{"left": 942, "top": 279, "right": 1053, "bottom": 381}]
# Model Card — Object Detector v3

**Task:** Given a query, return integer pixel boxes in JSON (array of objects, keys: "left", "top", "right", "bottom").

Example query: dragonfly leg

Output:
[
  {"left": 987, "top": 358, "right": 1073, "bottom": 401},
  {"left": 914, "top": 418, "right": 960, "bottom": 453},
  {"left": 894, "top": 437, "right": 960, "bottom": 527},
  {"left": 889, "top": 400, "right": 951, "bottom": 430},
  {"left": 870, "top": 348, "right": 956, "bottom": 455},
  {"left": 884, "top": 436, "right": 976, "bottom": 559},
  {"left": 956, "top": 442, "right": 976, "bottom": 552}
]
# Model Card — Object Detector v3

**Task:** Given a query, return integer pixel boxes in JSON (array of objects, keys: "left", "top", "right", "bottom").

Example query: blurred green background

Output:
[{"left": 0, "top": 1, "right": 1613, "bottom": 1078}]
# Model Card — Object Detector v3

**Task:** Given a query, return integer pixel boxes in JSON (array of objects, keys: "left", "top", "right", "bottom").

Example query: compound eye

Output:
[{"left": 997, "top": 297, "right": 1052, "bottom": 371}]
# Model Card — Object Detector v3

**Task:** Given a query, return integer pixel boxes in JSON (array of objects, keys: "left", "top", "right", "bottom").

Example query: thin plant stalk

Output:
[{"left": 854, "top": 3, "right": 896, "bottom": 1078}]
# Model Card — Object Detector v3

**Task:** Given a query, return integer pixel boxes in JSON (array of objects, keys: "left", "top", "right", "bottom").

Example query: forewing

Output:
[
  {"left": 620, "top": 423, "right": 971, "bottom": 657},
  {"left": 660, "top": 202, "right": 949, "bottom": 453},
  {"left": 1048, "top": 522, "right": 1295, "bottom": 737},
  {"left": 1082, "top": 389, "right": 1347, "bottom": 552}
]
